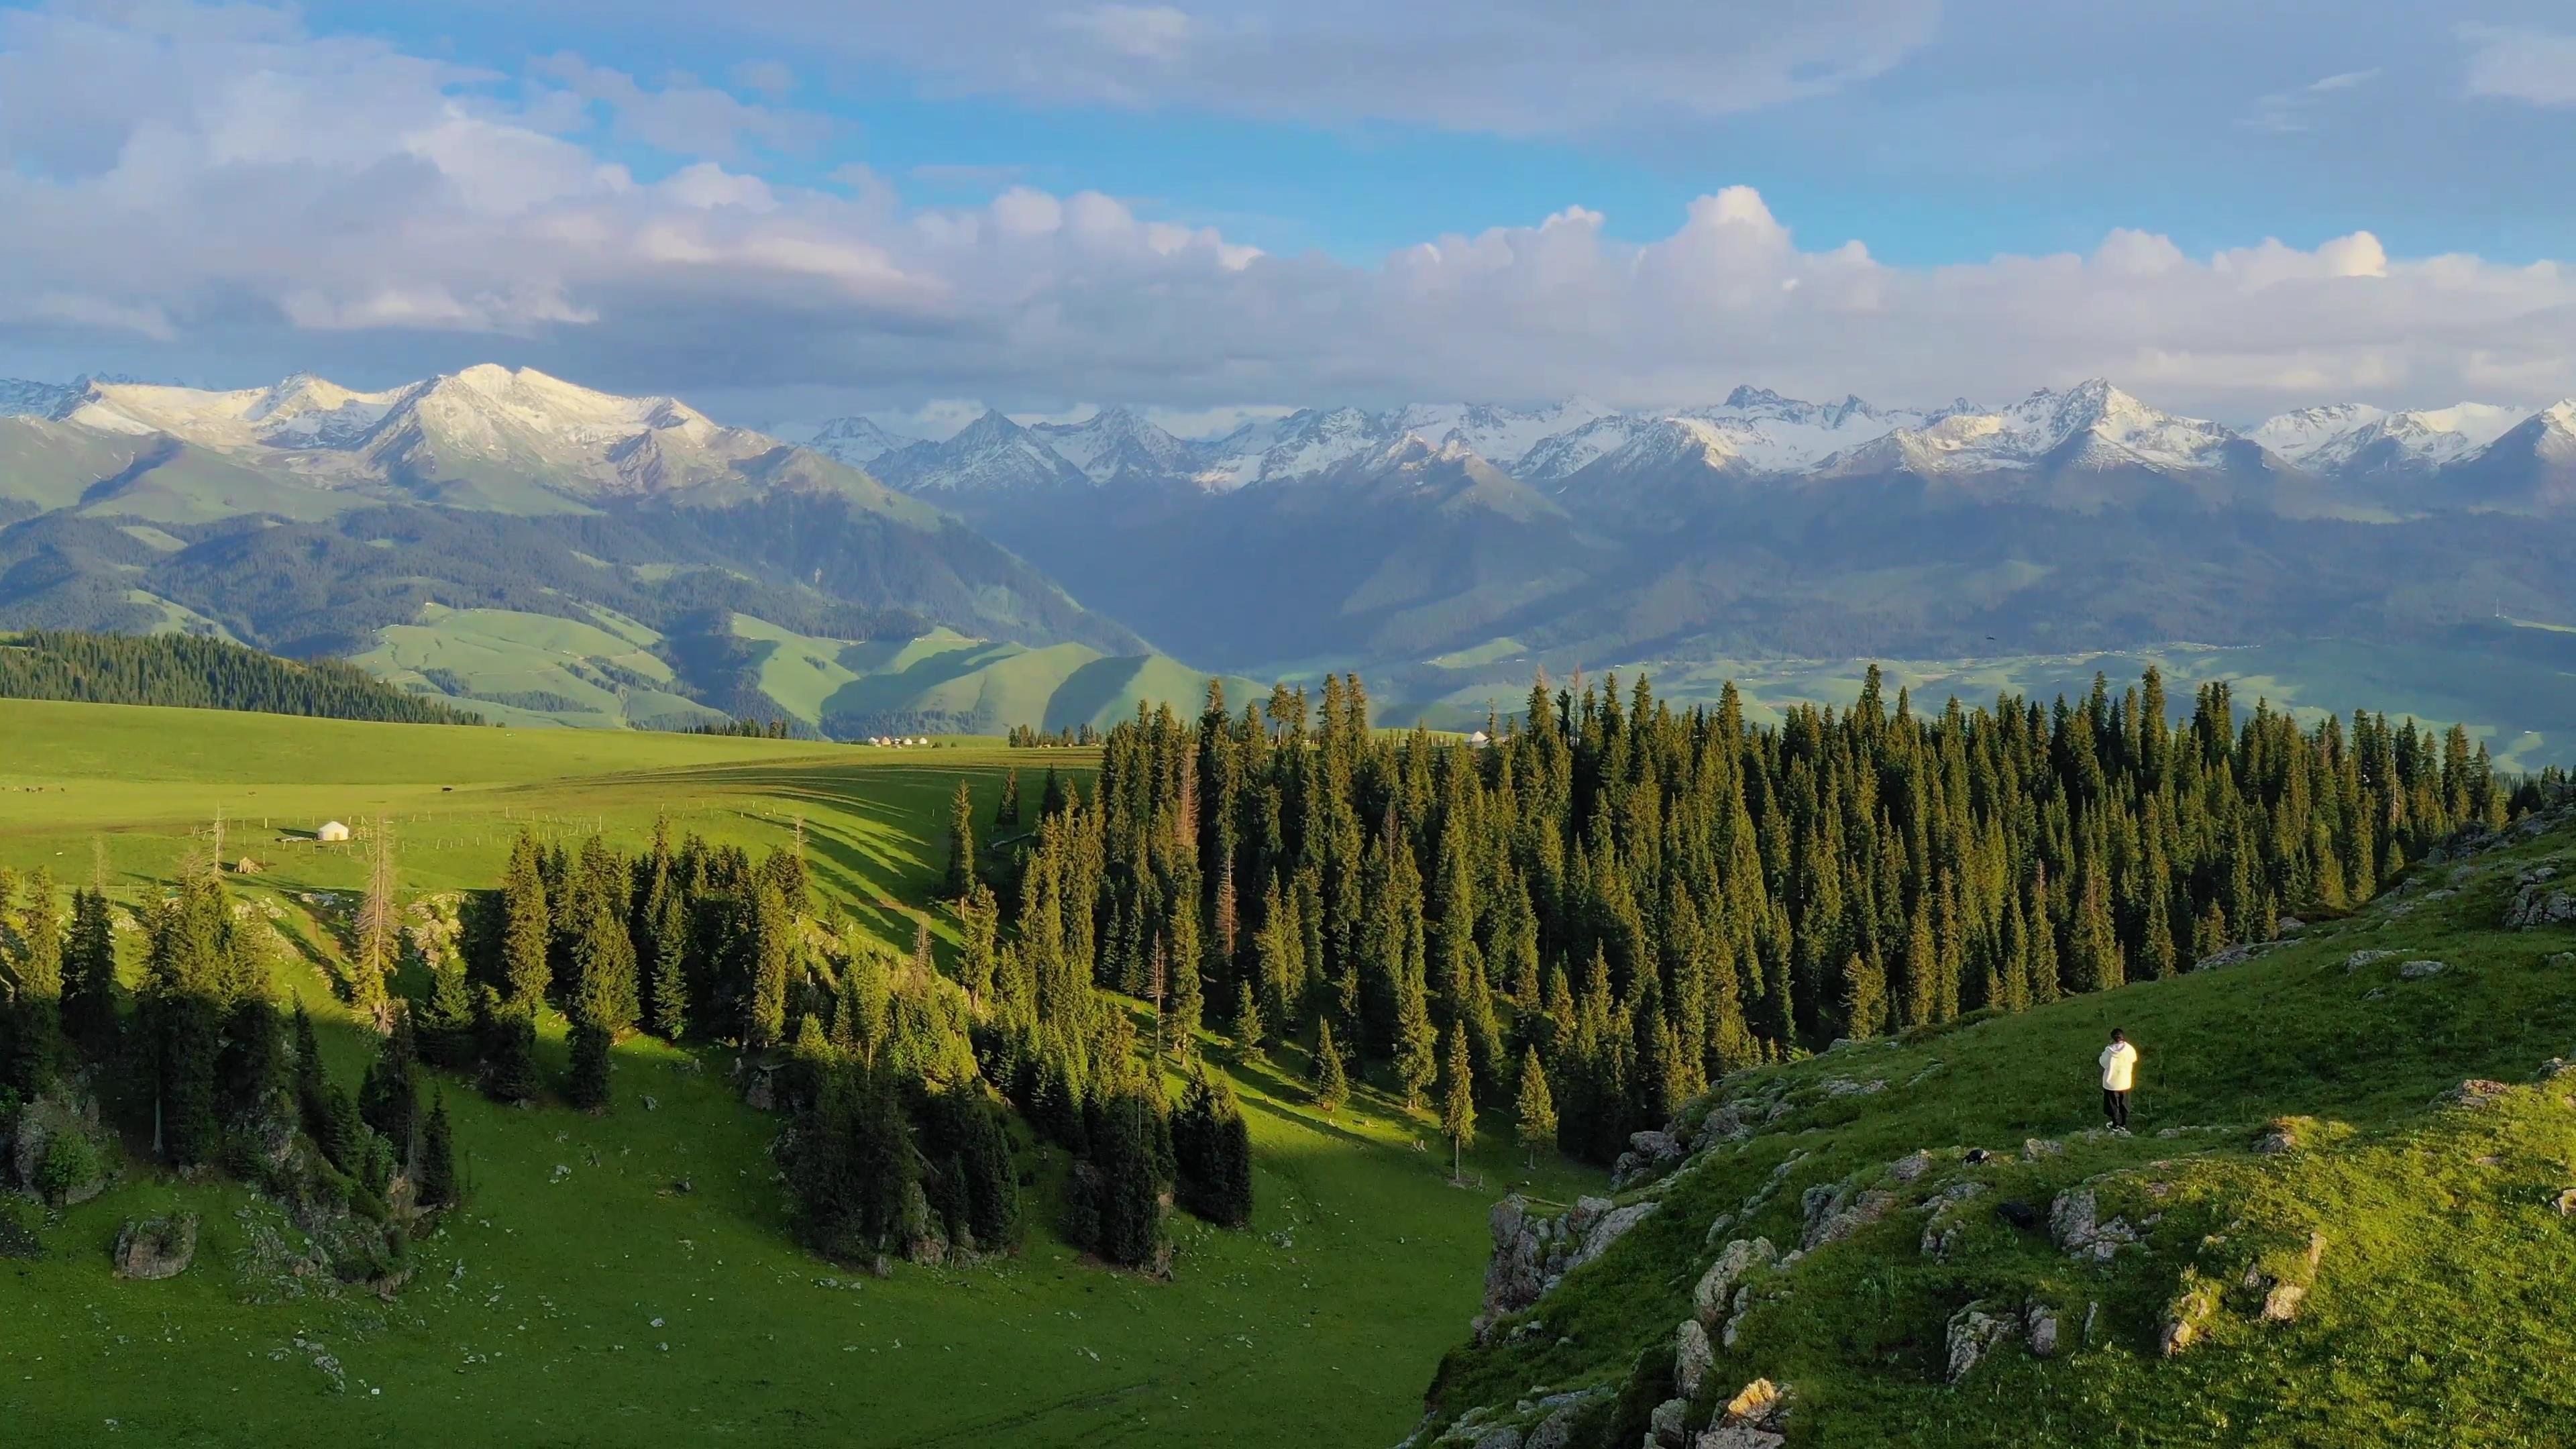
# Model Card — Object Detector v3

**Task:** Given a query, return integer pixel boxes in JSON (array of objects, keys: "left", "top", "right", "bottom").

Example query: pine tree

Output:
[
  {"left": 290, "top": 1000, "right": 330, "bottom": 1140},
  {"left": 1841, "top": 953, "right": 1888, "bottom": 1039},
  {"left": 417, "top": 948, "right": 478, "bottom": 1069},
  {"left": 478, "top": 990, "right": 541, "bottom": 1105},
  {"left": 417, "top": 1093, "right": 458, "bottom": 1211},
  {"left": 4, "top": 870, "right": 64, "bottom": 1089},
  {"left": 498, "top": 833, "right": 551, "bottom": 1012},
  {"left": 647, "top": 879, "right": 690, "bottom": 1042},
  {"left": 745, "top": 881, "right": 793, "bottom": 1049},
  {"left": 994, "top": 769, "right": 1022, "bottom": 830},
  {"left": 1392, "top": 961, "right": 1436, "bottom": 1110},
  {"left": 946, "top": 779, "right": 977, "bottom": 899},
  {"left": 1439, "top": 1019, "right": 1476, "bottom": 1182},
  {"left": 1310, "top": 1019, "right": 1348, "bottom": 1114},
  {"left": 1513, "top": 1047, "right": 1556, "bottom": 1167},
  {"left": 1231, "top": 977, "right": 1266, "bottom": 1059},
  {"left": 566, "top": 1021, "right": 612, "bottom": 1110},
  {"left": 358, "top": 1006, "right": 421, "bottom": 1163},
  {"left": 61, "top": 887, "right": 119, "bottom": 1059}
]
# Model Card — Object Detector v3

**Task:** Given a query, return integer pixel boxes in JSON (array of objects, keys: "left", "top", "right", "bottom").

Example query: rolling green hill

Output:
[
  {"left": 0, "top": 699, "right": 1601, "bottom": 1448},
  {"left": 0, "top": 627, "right": 482, "bottom": 725},
  {"left": 1410, "top": 803, "right": 2576, "bottom": 1448}
]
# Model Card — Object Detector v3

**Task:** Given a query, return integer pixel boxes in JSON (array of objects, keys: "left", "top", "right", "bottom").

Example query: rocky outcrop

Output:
[
  {"left": 2049, "top": 1188, "right": 2142, "bottom": 1263},
  {"left": 1801, "top": 1179, "right": 1896, "bottom": 1250},
  {"left": 1673, "top": 1319, "right": 1715, "bottom": 1400},
  {"left": 2161, "top": 1274, "right": 2220, "bottom": 1356},
  {"left": 1944, "top": 1303, "right": 2020, "bottom": 1382},
  {"left": 2504, "top": 869, "right": 2576, "bottom": 929},
  {"left": 6, "top": 1083, "right": 112, "bottom": 1206},
  {"left": 1612, "top": 1130, "right": 1686, "bottom": 1189},
  {"left": 113, "top": 1213, "right": 199, "bottom": 1280},
  {"left": 2025, "top": 1302, "right": 2061, "bottom": 1357},
  {"left": 1477, "top": 1195, "right": 1658, "bottom": 1337},
  {"left": 1693, "top": 1238, "right": 1778, "bottom": 1326},
  {"left": 2398, "top": 959, "right": 2449, "bottom": 980},
  {"left": 2344, "top": 949, "right": 2400, "bottom": 972},
  {"left": 1695, "top": 1381, "right": 1793, "bottom": 1449},
  {"left": 2440, "top": 1079, "right": 2512, "bottom": 1110}
]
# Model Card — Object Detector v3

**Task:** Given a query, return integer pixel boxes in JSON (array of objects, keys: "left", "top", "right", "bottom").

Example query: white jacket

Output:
[{"left": 2099, "top": 1041, "right": 2139, "bottom": 1091}]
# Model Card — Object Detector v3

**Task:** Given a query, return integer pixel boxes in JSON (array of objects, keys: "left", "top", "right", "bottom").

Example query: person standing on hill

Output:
[{"left": 2099, "top": 1028, "right": 2140, "bottom": 1134}]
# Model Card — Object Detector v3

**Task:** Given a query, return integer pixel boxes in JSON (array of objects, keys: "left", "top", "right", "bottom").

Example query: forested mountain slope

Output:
[{"left": 0, "top": 629, "right": 481, "bottom": 724}]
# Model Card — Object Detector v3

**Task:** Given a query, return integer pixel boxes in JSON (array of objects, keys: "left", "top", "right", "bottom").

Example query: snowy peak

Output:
[
  {"left": 1032, "top": 407, "right": 1205, "bottom": 486},
  {"left": 2251, "top": 400, "right": 2528, "bottom": 476},
  {"left": 873, "top": 409, "right": 1094, "bottom": 494},
  {"left": 0, "top": 377, "right": 87, "bottom": 420},
  {"left": 1835, "top": 380, "right": 2240, "bottom": 476},
  {"left": 801, "top": 415, "right": 916, "bottom": 468}
]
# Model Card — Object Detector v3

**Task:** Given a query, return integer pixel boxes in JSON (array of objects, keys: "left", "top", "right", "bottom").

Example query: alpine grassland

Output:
[
  {"left": 1417, "top": 811, "right": 2576, "bottom": 1448},
  {"left": 0, "top": 698, "right": 1598, "bottom": 1447}
]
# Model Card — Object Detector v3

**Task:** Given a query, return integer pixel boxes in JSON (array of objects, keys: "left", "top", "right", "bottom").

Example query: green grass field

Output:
[{"left": 0, "top": 699, "right": 1599, "bottom": 1448}]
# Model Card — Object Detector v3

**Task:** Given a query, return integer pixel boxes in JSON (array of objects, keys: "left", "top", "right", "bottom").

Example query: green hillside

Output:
[
  {"left": 0, "top": 698, "right": 1599, "bottom": 1448},
  {"left": 1412, "top": 806, "right": 2576, "bottom": 1448},
  {"left": 726, "top": 615, "right": 1262, "bottom": 738}
]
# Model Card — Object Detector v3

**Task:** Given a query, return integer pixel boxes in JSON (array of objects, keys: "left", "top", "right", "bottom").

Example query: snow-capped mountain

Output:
[
  {"left": 871, "top": 409, "right": 1095, "bottom": 494},
  {"left": 800, "top": 416, "right": 917, "bottom": 468},
  {"left": 0, "top": 377, "right": 85, "bottom": 419},
  {"left": 2251, "top": 401, "right": 2529, "bottom": 477},
  {"left": 1819, "top": 380, "right": 2245, "bottom": 478},
  {"left": 1032, "top": 407, "right": 1211, "bottom": 488},
  {"left": 1384, "top": 400, "right": 1617, "bottom": 472},
  {"left": 14, "top": 364, "right": 897, "bottom": 507}
]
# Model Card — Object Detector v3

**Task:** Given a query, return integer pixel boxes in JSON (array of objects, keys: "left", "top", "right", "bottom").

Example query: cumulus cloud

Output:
[{"left": 1, "top": 1, "right": 2573, "bottom": 425}]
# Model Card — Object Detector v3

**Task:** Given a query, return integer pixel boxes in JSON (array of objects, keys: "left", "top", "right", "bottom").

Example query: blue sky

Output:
[{"left": 3, "top": 1, "right": 2574, "bottom": 424}]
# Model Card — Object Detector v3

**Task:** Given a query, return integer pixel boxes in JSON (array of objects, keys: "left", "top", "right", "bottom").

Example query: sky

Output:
[{"left": 1, "top": 0, "right": 2573, "bottom": 433}]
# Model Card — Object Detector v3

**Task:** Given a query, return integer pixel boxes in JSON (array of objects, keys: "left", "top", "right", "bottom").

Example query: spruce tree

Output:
[
  {"left": 359, "top": 1006, "right": 422, "bottom": 1163},
  {"left": 1231, "top": 977, "right": 1266, "bottom": 1059},
  {"left": 994, "top": 769, "right": 1021, "bottom": 830},
  {"left": 61, "top": 888, "right": 119, "bottom": 1059},
  {"left": 745, "top": 881, "right": 792, "bottom": 1049},
  {"left": 1841, "top": 953, "right": 1888, "bottom": 1039},
  {"left": 418, "top": 950, "right": 478, "bottom": 1070},
  {"left": 478, "top": 990, "right": 541, "bottom": 1105},
  {"left": 566, "top": 1022, "right": 612, "bottom": 1111},
  {"left": 1310, "top": 1018, "right": 1348, "bottom": 1114},
  {"left": 498, "top": 833, "right": 551, "bottom": 1012},
  {"left": 4, "top": 870, "right": 63, "bottom": 1089},
  {"left": 1439, "top": 1019, "right": 1476, "bottom": 1182},
  {"left": 647, "top": 881, "right": 690, "bottom": 1042},
  {"left": 417, "top": 1093, "right": 458, "bottom": 1211},
  {"left": 1513, "top": 1047, "right": 1556, "bottom": 1167},
  {"left": 946, "top": 779, "right": 977, "bottom": 898},
  {"left": 1393, "top": 963, "right": 1437, "bottom": 1110}
]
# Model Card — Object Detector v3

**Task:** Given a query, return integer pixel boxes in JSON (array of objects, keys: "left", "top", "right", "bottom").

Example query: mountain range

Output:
[
  {"left": 6, "top": 365, "right": 2576, "bottom": 751},
  {"left": 804, "top": 380, "right": 2576, "bottom": 677},
  {"left": 822, "top": 380, "right": 2576, "bottom": 513}
]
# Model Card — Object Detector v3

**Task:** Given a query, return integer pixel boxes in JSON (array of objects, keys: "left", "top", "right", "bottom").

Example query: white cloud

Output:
[
  {"left": 2241, "top": 67, "right": 2382, "bottom": 132},
  {"left": 2461, "top": 24, "right": 2576, "bottom": 106},
  {"left": 2, "top": 1, "right": 2574, "bottom": 423}
]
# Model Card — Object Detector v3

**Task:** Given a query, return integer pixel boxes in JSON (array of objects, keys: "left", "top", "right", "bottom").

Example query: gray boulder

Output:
[
  {"left": 112, "top": 1213, "right": 199, "bottom": 1281},
  {"left": 1693, "top": 1238, "right": 1778, "bottom": 1326},
  {"left": 1944, "top": 1303, "right": 2020, "bottom": 1382},
  {"left": 2505, "top": 881, "right": 2576, "bottom": 930},
  {"left": 2398, "top": 959, "right": 2448, "bottom": 980},
  {"left": 1673, "top": 1319, "right": 1715, "bottom": 1401}
]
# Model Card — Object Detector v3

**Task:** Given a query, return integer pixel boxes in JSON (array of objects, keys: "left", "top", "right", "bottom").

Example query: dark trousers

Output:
[{"left": 2103, "top": 1089, "right": 2130, "bottom": 1129}]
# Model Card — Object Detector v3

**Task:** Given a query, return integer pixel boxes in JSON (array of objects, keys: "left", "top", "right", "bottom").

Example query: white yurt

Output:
[{"left": 317, "top": 820, "right": 352, "bottom": 843}]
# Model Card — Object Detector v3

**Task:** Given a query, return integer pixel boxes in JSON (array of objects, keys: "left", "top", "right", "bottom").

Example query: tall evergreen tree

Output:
[
  {"left": 1310, "top": 1019, "right": 1348, "bottom": 1114},
  {"left": 946, "top": 779, "right": 977, "bottom": 898},
  {"left": 1439, "top": 1020, "right": 1476, "bottom": 1182},
  {"left": 1513, "top": 1047, "right": 1556, "bottom": 1167}
]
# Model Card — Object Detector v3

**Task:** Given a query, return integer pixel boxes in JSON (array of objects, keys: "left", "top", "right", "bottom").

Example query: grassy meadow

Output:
[
  {"left": 1425, "top": 810, "right": 2576, "bottom": 1448},
  {"left": 0, "top": 698, "right": 1599, "bottom": 1448}
]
